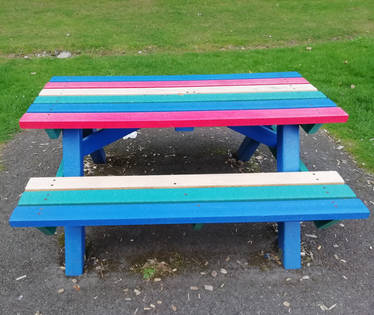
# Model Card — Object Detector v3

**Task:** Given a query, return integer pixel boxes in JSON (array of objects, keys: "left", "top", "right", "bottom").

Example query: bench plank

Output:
[
  {"left": 19, "top": 185, "right": 355, "bottom": 206},
  {"left": 39, "top": 84, "right": 317, "bottom": 96},
  {"left": 10, "top": 199, "right": 369, "bottom": 228},
  {"left": 25, "top": 171, "right": 345, "bottom": 191}
]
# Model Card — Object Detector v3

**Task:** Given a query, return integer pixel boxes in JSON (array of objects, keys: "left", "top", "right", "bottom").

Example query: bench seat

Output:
[{"left": 9, "top": 171, "right": 370, "bottom": 276}]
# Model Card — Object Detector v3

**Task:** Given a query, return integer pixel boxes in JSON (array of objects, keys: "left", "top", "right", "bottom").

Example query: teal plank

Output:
[
  {"left": 28, "top": 98, "right": 336, "bottom": 113},
  {"left": 19, "top": 185, "right": 355, "bottom": 206},
  {"left": 34, "top": 91, "right": 326, "bottom": 104}
]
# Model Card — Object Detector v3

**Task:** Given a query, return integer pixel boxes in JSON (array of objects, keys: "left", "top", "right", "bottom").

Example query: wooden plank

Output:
[
  {"left": 19, "top": 107, "right": 349, "bottom": 129},
  {"left": 49, "top": 72, "right": 302, "bottom": 82},
  {"left": 34, "top": 91, "right": 326, "bottom": 104},
  {"left": 25, "top": 171, "right": 345, "bottom": 191},
  {"left": 9, "top": 198, "right": 370, "bottom": 228},
  {"left": 19, "top": 185, "right": 356, "bottom": 206},
  {"left": 38, "top": 84, "right": 317, "bottom": 96},
  {"left": 44, "top": 78, "right": 309, "bottom": 89},
  {"left": 27, "top": 98, "right": 337, "bottom": 113}
]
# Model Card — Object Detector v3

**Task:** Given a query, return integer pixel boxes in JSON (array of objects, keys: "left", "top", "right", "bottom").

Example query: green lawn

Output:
[
  {"left": 1, "top": 0, "right": 373, "bottom": 55},
  {"left": 0, "top": 0, "right": 373, "bottom": 171},
  {"left": 1, "top": 38, "right": 373, "bottom": 170}
]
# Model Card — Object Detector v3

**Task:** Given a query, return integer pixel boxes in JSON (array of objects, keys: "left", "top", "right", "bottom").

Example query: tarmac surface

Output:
[{"left": 0, "top": 127, "right": 373, "bottom": 315}]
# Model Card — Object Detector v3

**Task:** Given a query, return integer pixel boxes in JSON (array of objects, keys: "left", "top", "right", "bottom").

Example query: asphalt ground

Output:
[{"left": 0, "top": 127, "right": 373, "bottom": 315}]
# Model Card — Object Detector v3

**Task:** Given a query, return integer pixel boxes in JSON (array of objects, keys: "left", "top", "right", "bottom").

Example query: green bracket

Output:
[
  {"left": 45, "top": 129, "right": 61, "bottom": 139},
  {"left": 301, "top": 124, "right": 323, "bottom": 134},
  {"left": 193, "top": 224, "right": 204, "bottom": 231}
]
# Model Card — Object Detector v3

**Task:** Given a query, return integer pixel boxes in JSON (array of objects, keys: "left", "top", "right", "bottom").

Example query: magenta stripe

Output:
[
  {"left": 44, "top": 78, "right": 309, "bottom": 89},
  {"left": 19, "top": 107, "right": 348, "bottom": 129}
]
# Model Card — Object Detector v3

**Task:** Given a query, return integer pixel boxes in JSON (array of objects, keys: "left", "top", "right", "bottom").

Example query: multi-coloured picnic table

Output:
[{"left": 10, "top": 72, "right": 370, "bottom": 276}]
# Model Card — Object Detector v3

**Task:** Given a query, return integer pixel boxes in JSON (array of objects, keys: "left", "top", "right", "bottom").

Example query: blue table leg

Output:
[
  {"left": 62, "top": 129, "right": 85, "bottom": 275},
  {"left": 236, "top": 137, "right": 260, "bottom": 161},
  {"left": 276, "top": 125, "right": 301, "bottom": 269}
]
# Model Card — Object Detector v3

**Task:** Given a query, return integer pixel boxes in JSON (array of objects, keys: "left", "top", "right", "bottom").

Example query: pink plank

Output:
[
  {"left": 19, "top": 107, "right": 348, "bottom": 129},
  {"left": 44, "top": 77, "right": 309, "bottom": 89}
]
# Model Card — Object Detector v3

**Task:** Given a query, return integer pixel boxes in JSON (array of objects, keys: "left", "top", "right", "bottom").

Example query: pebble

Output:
[
  {"left": 57, "top": 288, "right": 64, "bottom": 294},
  {"left": 204, "top": 285, "right": 214, "bottom": 291},
  {"left": 220, "top": 268, "right": 228, "bottom": 274},
  {"left": 300, "top": 275, "right": 310, "bottom": 281},
  {"left": 134, "top": 289, "right": 141, "bottom": 296},
  {"left": 190, "top": 286, "right": 199, "bottom": 291},
  {"left": 283, "top": 301, "right": 291, "bottom": 307},
  {"left": 56, "top": 51, "right": 72, "bottom": 59},
  {"left": 153, "top": 278, "right": 161, "bottom": 282},
  {"left": 72, "top": 279, "right": 77, "bottom": 284},
  {"left": 16, "top": 275, "right": 27, "bottom": 281},
  {"left": 211, "top": 270, "right": 218, "bottom": 277},
  {"left": 157, "top": 300, "right": 162, "bottom": 305}
]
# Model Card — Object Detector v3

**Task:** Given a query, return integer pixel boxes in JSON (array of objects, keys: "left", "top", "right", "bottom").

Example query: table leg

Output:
[
  {"left": 276, "top": 125, "right": 301, "bottom": 269},
  {"left": 62, "top": 129, "right": 85, "bottom": 275}
]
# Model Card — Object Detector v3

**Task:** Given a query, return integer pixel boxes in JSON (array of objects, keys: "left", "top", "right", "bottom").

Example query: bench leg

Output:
[
  {"left": 278, "top": 222, "right": 301, "bottom": 269},
  {"left": 235, "top": 137, "right": 260, "bottom": 161},
  {"left": 65, "top": 226, "right": 85, "bottom": 276}
]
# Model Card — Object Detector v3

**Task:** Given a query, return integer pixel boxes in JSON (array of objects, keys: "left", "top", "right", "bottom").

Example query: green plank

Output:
[
  {"left": 44, "top": 129, "right": 61, "bottom": 139},
  {"left": 301, "top": 124, "right": 323, "bottom": 134},
  {"left": 20, "top": 185, "right": 355, "bottom": 206},
  {"left": 34, "top": 91, "right": 326, "bottom": 104}
]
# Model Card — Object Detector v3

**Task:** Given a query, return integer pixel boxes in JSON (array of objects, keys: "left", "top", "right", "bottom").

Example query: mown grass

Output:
[
  {"left": 1, "top": 37, "right": 373, "bottom": 170},
  {"left": 0, "top": 0, "right": 373, "bottom": 55}
]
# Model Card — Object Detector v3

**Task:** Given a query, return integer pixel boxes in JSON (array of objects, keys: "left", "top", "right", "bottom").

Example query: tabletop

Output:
[{"left": 19, "top": 72, "right": 348, "bottom": 129}]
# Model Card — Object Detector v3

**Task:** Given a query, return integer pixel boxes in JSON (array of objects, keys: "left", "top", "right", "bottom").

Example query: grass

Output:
[
  {"left": 0, "top": 0, "right": 373, "bottom": 55},
  {"left": 0, "top": 0, "right": 373, "bottom": 171},
  {"left": 1, "top": 37, "right": 373, "bottom": 170}
]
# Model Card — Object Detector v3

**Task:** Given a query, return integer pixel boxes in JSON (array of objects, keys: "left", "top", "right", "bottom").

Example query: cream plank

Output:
[
  {"left": 26, "top": 171, "right": 344, "bottom": 191},
  {"left": 39, "top": 84, "right": 317, "bottom": 96}
]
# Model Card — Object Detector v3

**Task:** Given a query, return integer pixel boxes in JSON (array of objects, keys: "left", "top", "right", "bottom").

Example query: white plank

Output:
[
  {"left": 25, "top": 171, "right": 345, "bottom": 191},
  {"left": 39, "top": 84, "right": 317, "bottom": 96}
]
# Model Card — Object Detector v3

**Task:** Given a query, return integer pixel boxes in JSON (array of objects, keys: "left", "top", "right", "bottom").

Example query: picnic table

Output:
[{"left": 10, "top": 72, "right": 369, "bottom": 276}]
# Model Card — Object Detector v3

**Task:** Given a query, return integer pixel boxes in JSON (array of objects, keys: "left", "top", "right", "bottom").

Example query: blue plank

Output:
[
  {"left": 27, "top": 98, "right": 336, "bottom": 113},
  {"left": 9, "top": 199, "right": 369, "bottom": 227},
  {"left": 34, "top": 91, "right": 327, "bottom": 104},
  {"left": 50, "top": 72, "right": 302, "bottom": 82}
]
